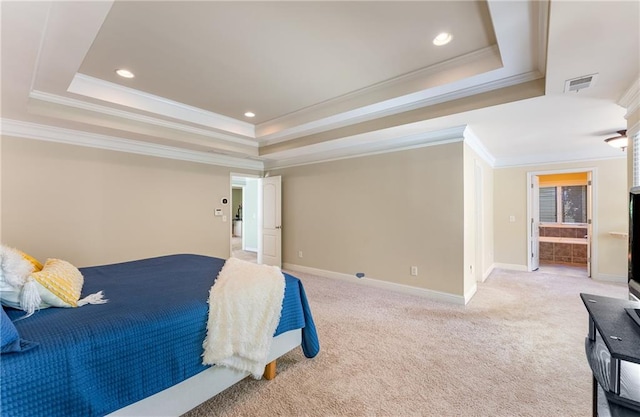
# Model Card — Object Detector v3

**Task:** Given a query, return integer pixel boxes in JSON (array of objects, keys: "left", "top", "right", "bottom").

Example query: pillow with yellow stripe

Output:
[
  {"left": 31, "top": 259, "right": 84, "bottom": 308},
  {"left": 18, "top": 251, "right": 43, "bottom": 272}
]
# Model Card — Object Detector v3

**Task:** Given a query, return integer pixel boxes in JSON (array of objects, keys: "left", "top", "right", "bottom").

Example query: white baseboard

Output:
[
  {"left": 243, "top": 246, "right": 257, "bottom": 252},
  {"left": 592, "top": 273, "right": 627, "bottom": 284},
  {"left": 493, "top": 263, "right": 528, "bottom": 272},
  {"left": 283, "top": 263, "right": 466, "bottom": 305},
  {"left": 464, "top": 283, "right": 477, "bottom": 304},
  {"left": 480, "top": 264, "right": 495, "bottom": 282}
]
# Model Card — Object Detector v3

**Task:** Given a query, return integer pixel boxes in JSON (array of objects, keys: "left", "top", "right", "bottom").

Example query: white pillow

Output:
[{"left": 0, "top": 245, "right": 35, "bottom": 310}]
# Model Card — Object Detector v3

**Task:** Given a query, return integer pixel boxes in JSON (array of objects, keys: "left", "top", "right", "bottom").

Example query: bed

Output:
[{"left": 1, "top": 254, "right": 320, "bottom": 417}]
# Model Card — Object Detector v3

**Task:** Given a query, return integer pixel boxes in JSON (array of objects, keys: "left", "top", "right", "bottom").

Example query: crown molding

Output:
[
  {"left": 258, "top": 69, "right": 543, "bottom": 147},
  {"left": 619, "top": 77, "right": 640, "bottom": 116},
  {"left": 265, "top": 138, "right": 463, "bottom": 171},
  {"left": 264, "top": 125, "right": 466, "bottom": 170},
  {"left": 494, "top": 151, "right": 625, "bottom": 169},
  {"left": 463, "top": 126, "right": 496, "bottom": 167},
  {"left": 29, "top": 90, "right": 258, "bottom": 148},
  {"left": 1, "top": 119, "right": 263, "bottom": 170},
  {"left": 256, "top": 45, "right": 502, "bottom": 141},
  {"left": 627, "top": 120, "right": 640, "bottom": 139},
  {"left": 68, "top": 73, "right": 256, "bottom": 138},
  {"left": 535, "top": 0, "right": 550, "bottom": 77}
]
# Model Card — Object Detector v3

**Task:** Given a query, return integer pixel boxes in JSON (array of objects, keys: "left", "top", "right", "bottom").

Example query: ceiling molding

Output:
[
  {"left": 28, "top": 1, "right": 53, "bottom": 93},
  {"left": 29, "top": 90, "right": 259, "bottom": 148},
  {"left": 264, "top": 125, "right": 467, "bottom": 170},
  {"left": 619, "top": 77, "right": 640, "bottom": 116},
  {"left": 256, "top": 45, "right": 502, "bottom": 141},
  {"left": 30, "top": 1, "right": 114, "bottom": 93},
  {"left": 535, "top": 0, "right": 550, "bottom": 76},
  {"left": 494, "top": 151, "right": 625, "bottom": 169},
  {"left": 627, "top": 120, "right": 640, "bottom": 139},
  {"left": 265, "top": 138, "right": 464, "bottom": 171},
  {"left": 1, "top": 119, "right": 263, "bottom": 171},
  {"left": 259, "top": 69, "right": 543, "bottom": 147},
  {"left": 463, "top": 126, "right": 496, "bottom": 167},
  {"left": 68, "top": 73, "right": 256, "bottom": 138}
]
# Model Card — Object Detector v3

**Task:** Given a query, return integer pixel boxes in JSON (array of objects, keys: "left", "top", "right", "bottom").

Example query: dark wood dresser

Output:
[{"left": 581, "top": 293, "right": 640, "bottom": 417}]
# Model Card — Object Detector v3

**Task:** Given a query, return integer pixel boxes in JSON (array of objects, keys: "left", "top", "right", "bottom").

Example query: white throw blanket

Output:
[{"left": 202, "top": 257, "right": 285, "bottom": 379}]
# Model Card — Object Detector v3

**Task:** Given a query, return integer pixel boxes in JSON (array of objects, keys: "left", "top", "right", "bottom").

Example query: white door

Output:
[
  {"left": 530, "top": 175, "right": 540, "bottom": 271},
  {"left": 587, "top": 172, "right": 593, "bottom": 277},
  {"left": 258, "top": 176, "right": 282, "bottom": 267}
]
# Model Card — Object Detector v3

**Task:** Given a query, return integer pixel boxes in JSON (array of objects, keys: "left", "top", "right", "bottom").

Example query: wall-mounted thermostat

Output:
[
  {"left": 220, "top": 197, "right": 229, "bottom": 205},
  {"left": 214, "top": 208, "right": 223, "bottom": 216}
]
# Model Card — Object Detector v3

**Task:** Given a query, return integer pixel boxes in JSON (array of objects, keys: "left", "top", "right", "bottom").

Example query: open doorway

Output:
[
  {"left": 230, "top": 174, "right": 259, "bottom": 263},
  {"left": 528, "top": 169, "right": 594, "bottom": 278}
]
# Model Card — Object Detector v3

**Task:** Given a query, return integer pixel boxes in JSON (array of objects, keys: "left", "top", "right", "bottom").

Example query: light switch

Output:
[{"left": 222, "top": 215, "right": 227, "bottom": 222}]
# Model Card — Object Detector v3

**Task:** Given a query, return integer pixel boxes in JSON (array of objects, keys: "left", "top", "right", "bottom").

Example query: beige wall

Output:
[
  {"left": 1, "top": 136, "right": 256, "bottom": 267},
  {"left": 494, "top": 158, "right": 627, "bottom": 279},
  {"left": 273, "top": 142, "right": 466, "bottom": 297}
]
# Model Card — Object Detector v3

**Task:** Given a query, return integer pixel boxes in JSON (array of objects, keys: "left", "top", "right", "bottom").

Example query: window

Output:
[{"left": 540, "top": 185, "right": 587, "bottom": 224}]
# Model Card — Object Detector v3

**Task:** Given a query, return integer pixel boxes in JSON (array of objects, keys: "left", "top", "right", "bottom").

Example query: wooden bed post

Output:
[{"left": 263, "top": 360, "right": 276, "bottom": 380}]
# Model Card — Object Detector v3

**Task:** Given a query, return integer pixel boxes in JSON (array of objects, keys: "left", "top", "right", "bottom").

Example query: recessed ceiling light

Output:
[
  {"left": 433, "top": 32, "right": 452, "bottom": 46},
  {"left": 244, "top": 112, "right": 255, "bottom": 118},
  {"left": 115, "top": 69, "right": 135, "bottom": 79}
]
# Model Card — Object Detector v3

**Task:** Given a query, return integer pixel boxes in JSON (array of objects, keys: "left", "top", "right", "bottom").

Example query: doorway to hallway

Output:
[
  {"left": 528, "top": 169, "right": 594, "bottom": 277},
  {"left": 230, "top": 175, "right": 259, "bottom": 263}
]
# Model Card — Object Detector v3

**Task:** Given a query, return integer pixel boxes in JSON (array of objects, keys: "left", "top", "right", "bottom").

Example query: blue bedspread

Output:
[{"left": 1, "top": 254, "right": 319, "bottom": 417}]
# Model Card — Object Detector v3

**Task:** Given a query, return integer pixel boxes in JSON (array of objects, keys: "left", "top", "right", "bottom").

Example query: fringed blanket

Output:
[{"left": 202, "top": 258, "right": 285, "bottom": 379}]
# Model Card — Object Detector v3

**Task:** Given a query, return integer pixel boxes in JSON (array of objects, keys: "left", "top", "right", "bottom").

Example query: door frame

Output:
[
  {"left": 530, "top": 175, "right": 540, "bottom": 271},
  {"left": 526, "top": 167, "right": 597, "bottom": 276},
  {"left": 229, "top": 172, "right": 261, "bottom": 258}
]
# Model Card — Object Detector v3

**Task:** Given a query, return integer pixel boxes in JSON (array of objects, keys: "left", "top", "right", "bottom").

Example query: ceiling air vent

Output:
[{"left": 564, "top": 73, "right": 598, "bottom": 93}]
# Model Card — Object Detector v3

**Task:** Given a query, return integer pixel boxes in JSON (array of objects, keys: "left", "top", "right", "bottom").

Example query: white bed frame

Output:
[{"left": 108, "top": 329, "right": 302, "bottom": 417}]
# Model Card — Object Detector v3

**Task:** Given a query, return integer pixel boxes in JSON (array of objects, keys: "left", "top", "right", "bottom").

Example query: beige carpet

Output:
[
  {"left": 231, "top": 237, "right": 257, "bottom": 263},
  {"left": 183, "top": 268, "right": 628, "bottom": 417}
]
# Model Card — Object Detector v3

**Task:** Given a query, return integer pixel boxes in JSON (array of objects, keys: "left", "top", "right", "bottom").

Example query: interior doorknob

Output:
[{"left": 276, "top": 225, "right": 282, "bottom": 229}]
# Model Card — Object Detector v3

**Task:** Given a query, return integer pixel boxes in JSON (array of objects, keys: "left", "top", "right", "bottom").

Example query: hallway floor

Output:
[
  {"left": 538, "top": 262, "right": 588, "bottom": 278},
  {"left": 231, "top": 237, "right": 257, "bottom": 263}
]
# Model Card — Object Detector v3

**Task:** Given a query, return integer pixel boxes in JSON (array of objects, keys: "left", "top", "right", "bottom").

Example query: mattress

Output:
[{"left": 1, "top": 254, "right": 319, "bottom": 417}]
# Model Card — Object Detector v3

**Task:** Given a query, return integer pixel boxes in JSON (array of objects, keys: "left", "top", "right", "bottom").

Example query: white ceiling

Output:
[{"left": 1, "top": 1, "right": 638, "bottom": 170}]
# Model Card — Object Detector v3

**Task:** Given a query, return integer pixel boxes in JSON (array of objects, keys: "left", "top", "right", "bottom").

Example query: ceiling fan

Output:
[{"left": 604, "top": 129, "right": 628, "bottom": 151}]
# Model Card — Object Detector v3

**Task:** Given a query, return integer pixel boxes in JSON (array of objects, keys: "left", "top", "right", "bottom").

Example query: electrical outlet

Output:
[
  {"left": 410, "top": 266, "right": 418, "bottom": 276},
  {"left": 298, "top": 250, "right": 303, "bottom": 258}
]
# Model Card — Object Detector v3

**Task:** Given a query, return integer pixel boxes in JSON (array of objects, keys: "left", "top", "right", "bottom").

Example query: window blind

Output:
[{"left": 539, "top": 187, "right": 557, "bottom": 222}]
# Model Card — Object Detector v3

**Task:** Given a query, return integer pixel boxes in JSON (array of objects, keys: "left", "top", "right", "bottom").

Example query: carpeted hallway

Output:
[
  {"left": 183, "top": 268, "right": 628, "bottom": 417},
  {"left": 231, "top": 237, "right": 257, "bottom": 263}
]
